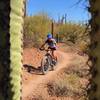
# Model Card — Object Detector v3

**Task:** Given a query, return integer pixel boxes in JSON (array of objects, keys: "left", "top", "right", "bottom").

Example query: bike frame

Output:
[{"left": 42, "top": 48, "right": 53, "bottom": 59}]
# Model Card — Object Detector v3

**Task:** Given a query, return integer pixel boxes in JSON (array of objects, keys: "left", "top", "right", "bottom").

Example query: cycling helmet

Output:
[{"left": 47, "top": 33, "right": 52, "bottom": 39}]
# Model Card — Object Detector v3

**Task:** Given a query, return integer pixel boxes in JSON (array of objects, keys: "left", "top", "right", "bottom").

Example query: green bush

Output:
[
  {"left": 24, "top": 13, "right": 90, "bottom": 49},
  {"left": 24, "top": 13, "right": 51, "bottom": 48}
]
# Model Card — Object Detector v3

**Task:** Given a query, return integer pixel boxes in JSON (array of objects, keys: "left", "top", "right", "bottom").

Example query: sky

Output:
[{"left": 27, "top": 0, "right": 90, "bottom": 23}]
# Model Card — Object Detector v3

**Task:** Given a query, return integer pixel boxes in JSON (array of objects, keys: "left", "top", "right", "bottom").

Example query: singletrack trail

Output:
[{"left": 22, "top": 46, "right": 89, "bottom": 100}]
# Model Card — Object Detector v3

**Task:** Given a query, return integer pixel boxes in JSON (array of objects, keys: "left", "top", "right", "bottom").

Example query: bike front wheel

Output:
[{"left": 41, "top": 56, "right": 50, "bottom": 75}]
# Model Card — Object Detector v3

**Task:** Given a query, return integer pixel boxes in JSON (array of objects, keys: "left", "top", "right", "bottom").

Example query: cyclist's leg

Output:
[
  {"left": 51, "top": 50, "right": 54, "bottom": 59},
  {"left": 51, "top": 49, "right": 57, "bottom": 60},
  {"left": 48, "top": 46, "right": 57, "bottom": 60}
]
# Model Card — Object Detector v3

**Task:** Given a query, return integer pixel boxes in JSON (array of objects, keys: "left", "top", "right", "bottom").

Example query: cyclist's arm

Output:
[
  {"left": 40, "top": 40, "right": 47, "bottom": 49},
  {"left": 41, "top": 43, "right": 46, "bottom": 48},
  {"left": 55, "top": 41, "right": 57, "bottom": 45},
  {"left": 53, "top": 39, "right": 57, "bottom": 45}
]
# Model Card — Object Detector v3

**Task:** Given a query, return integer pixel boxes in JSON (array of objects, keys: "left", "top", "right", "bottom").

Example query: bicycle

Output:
[{"left": 39, "top": 48, "right": 58, "bottom": 75}]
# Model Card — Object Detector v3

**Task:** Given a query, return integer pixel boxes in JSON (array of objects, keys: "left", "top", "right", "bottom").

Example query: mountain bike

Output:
[{"left": 40, "top": 48, "right": 57, "bottom": 75}]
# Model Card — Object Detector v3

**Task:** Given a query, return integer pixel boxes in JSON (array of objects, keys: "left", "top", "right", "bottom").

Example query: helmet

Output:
[{"left": 47, "top": 33, "right": 52, "bottom": 39}]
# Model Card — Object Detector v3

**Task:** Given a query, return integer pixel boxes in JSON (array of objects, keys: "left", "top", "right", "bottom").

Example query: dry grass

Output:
[
  {"left": 47, "top": 73, "right": 88, "bottom": 99},
  {"left": 62, "top": 53, "right": 91, "bottom": 78},
  {"left": 46, "top": 52, "right": 90, "bottom": 100},
  {"left": 62, "top": 64, "right": 91, "bottom": 78},
  {"left": 27, "top": 95, "right": 44, "bottom": 100}
]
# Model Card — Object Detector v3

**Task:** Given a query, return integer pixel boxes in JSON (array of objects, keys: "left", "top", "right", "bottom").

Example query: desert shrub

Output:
[
  {"left": 62, "top": 65, "right": 90, "bottom": 78},
  {"left": 61, "top": 54, "right": 91, "bottom": 78},
  {"left": 24, "top": 12, "right": 90, "bottom": 49},
  {"left": 47, "top": 82, "right": 68, "bottom": 97},
  {"left": 56, "top": 23, "right": 91, "bottom": 53},
  {"left": 24, "top": 12, "right": 51, "bottom": 48},
  {"left": 31, "top": 95, "right": 44, "bottom": 100},
  {"left": 57, "top": 23, "right": 90, "bottom": 44},
  {"left": 47, "top": 74, "right": 87, "bottom": 97}
]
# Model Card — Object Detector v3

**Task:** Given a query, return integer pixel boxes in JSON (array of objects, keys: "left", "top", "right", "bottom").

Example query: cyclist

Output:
[{"left": 40, "top": 33, "right": 57, "bottom": 60}]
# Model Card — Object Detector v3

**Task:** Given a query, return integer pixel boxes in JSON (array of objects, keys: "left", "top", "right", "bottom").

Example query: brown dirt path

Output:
[
  {"left": 22, "top": 45, "right": 89, "bottom": 100},
  {"left": 22, "top": 50, "right": 74, "bottom": 99}
]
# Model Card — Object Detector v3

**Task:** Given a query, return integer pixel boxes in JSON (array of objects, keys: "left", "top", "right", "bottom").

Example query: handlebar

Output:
[{"left": 39, "top": 48, "right": 51, "bottom": 52}]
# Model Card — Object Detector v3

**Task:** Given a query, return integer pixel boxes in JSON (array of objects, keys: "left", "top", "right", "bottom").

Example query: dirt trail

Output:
[
  {"left": 22, "top": 50, "right": 76, "bottom": 100},
  {"left": 22, "top": 45, "right": 90, "bottom": 100}
]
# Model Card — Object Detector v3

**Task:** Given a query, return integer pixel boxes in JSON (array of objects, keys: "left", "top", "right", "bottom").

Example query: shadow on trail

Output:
[{"left": 23, "top": 64, "right": 43, "bottom": 75}]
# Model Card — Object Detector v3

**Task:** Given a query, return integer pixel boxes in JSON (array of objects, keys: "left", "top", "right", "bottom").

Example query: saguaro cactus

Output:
[
  {"left": 0, "top": 0, "right": 24, "bottom": 100},
  {"left": 89, "top": 0, "right": 100, "bottom": 99}
]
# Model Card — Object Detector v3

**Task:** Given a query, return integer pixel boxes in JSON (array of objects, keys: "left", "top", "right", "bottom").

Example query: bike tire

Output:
[
  {"left": 51, "top": 57, "right": 58, "bottom": 70},
  {"left": 41, "top": 56, "right": 50, "bottom": 75}
]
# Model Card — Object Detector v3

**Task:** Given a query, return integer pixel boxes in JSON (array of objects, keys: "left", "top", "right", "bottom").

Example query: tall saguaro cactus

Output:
[
  {"left": 10, "top": 0, "right": 24, "bottom": 100},
  {"left": 89, "top": 0, "right": 100, "bottom": 99},
  {"left": 0, "top": 0, "right": 24, "bottom": 100}
]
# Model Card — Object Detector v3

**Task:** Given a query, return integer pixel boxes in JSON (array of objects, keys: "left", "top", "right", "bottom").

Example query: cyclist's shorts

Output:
[{"left": 48, "top": 46, "right": 56, "bottom": 50}]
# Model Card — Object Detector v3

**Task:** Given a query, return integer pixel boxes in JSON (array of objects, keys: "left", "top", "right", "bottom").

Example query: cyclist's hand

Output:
[
  {"left": 39, "top": 48, "right": 42, "bottom": 50},
  {"left": 39, "top": 47, "right": 44, "bottom": 51}
]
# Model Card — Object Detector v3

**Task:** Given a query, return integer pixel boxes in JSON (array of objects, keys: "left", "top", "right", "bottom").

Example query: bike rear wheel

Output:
[{"left": 41, "top": 56, "right": 50, "bottom": 74}]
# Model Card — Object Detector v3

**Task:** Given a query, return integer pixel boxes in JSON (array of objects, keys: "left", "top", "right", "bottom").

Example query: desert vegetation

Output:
[
  {"left": 45, "top": 50, "right": 90, "bottom": 100},
  {"left": 24, "top": 12, "right": 91, "bottom": 52},
  {"left": 0, "top": 0, "right": 100, "bottom": 100}
]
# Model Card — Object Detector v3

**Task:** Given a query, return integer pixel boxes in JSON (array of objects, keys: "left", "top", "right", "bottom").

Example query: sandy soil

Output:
[{"left": 22, "top": 44, "right": 90, "bottom": 100}]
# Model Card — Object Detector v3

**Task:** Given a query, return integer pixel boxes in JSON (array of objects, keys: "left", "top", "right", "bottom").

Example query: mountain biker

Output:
[{"left": 40, "top": 33, "right": 57, "bottom": 60}]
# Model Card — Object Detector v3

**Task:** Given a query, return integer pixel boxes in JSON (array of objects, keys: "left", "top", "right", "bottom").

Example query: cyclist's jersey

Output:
[{"left": 45, "top": 38, "right": 56, "bottom": 48}]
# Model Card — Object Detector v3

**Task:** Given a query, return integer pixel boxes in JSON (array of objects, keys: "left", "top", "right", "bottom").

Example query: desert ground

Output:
[{"left": 22, "top": 43, "right": 91, "bottom": 100}]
